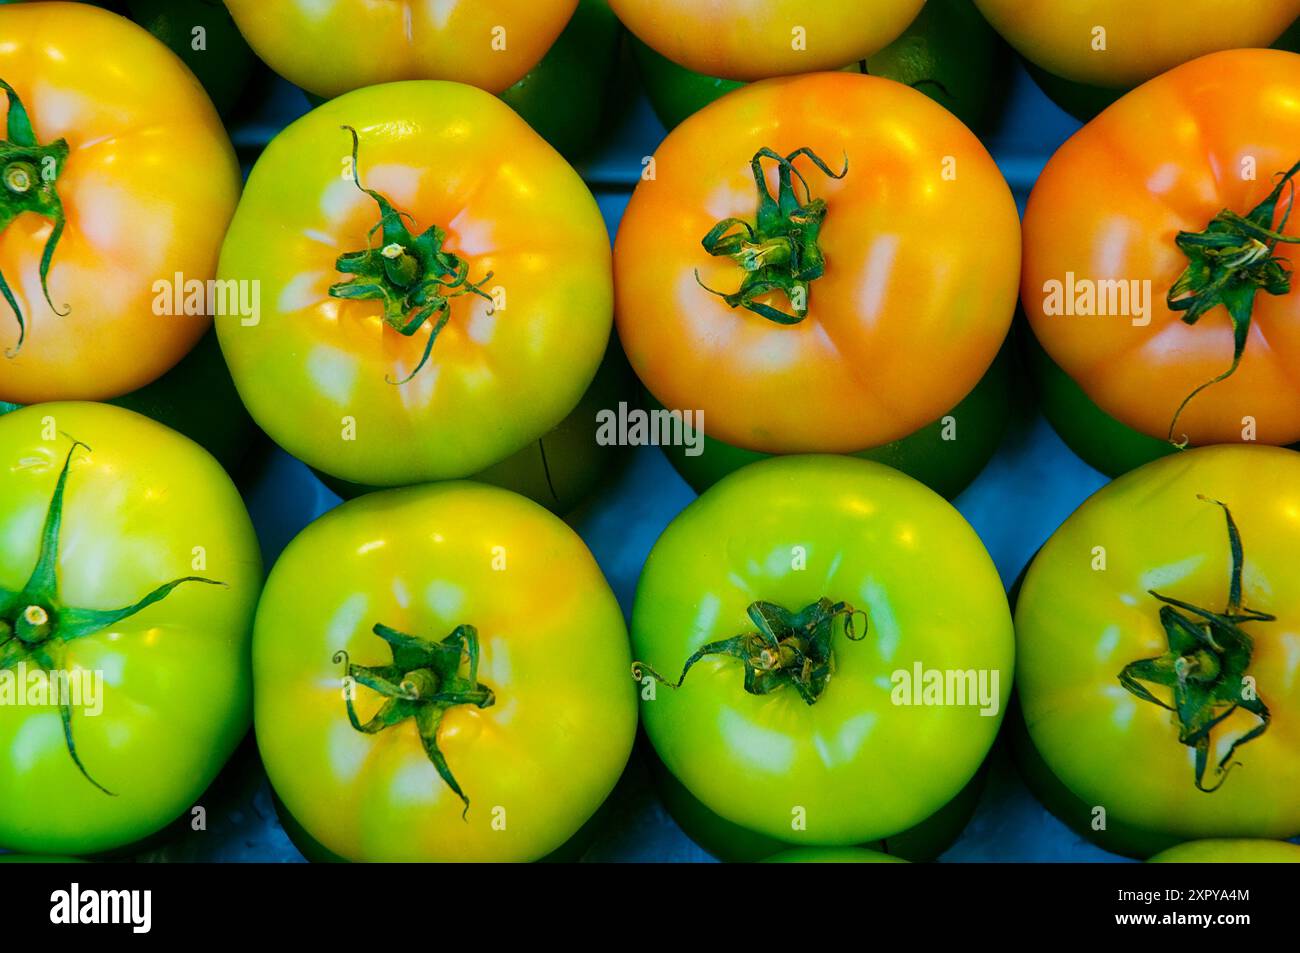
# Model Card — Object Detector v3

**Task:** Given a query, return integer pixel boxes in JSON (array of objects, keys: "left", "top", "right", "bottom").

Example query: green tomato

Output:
[
  {"left": 632, "top": 455, "right": 1013, "bottom": 846},
  {"left": 125, "top": 0, "right": 260, "bottom": 117},
  {"left": 500, "top": 0, "right": 624, "bottom": 160},
  {"left": 253, "top": 481, "right": 636, "bottom": 862},
  {"left": 654, "top": 754, "right": 986, "bottom": 862},
  {"left": 1147, "top": 839, "right": 1300, "bottom": 863},
  {"left": 0, "top": 331, "right": 259, "bottom": 477},
  {"left": 659, "top": 345, "right": 1012, "bottom": 498},
  {"left": 633, "top": 0, "right": 1010, "bottom": 131},
  {"left": 762, "top": 847, "right": 907, "bottom": 863},
  {"left": 0, "top": 403, "right": 261, "bottom": 855}
]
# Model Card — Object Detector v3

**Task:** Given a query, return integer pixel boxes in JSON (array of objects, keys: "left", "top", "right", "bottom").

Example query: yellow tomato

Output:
[{"left": 225, "top": 0, "right": 579, "bottom": 97}]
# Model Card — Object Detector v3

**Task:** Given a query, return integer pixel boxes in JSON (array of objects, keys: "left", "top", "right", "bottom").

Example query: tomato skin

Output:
[
  {"left": 1147, "top": 839, "right": 1300, "bottom": 863},
  {"left": 0, "top": 2, "right": 240, "bottom": 403},
  {"left": 609, "top": 0, "right": 925, "bottom": 81},
  {"left": 654, "top": 754, "right": 985, "bottom": 863},
  {"left": 225, "top": 0, "right": 578, "bottom": 97},
  {"left": 1016, "top": 446, "right": 1300, "bottom": 844},
  {"left": 126, "top": 0, "right": 260, "bottom": 117},
  {"left": 658, "top": 346, "right": 1012, "bottom": 499},
  {"left": 615, "top": 72, "right": 1021, "bottom": 455},
  {"left": 1023, "top": 50, "right": 1300, "bottom": 450},
  {"left": 216, "top": 81, "right": 613, "bottom": 488},
  {"left": 500, "top": 0, "right": 624, "bottom": 160},
  {"left": 633, "top": 455, "right": 1013, "bottom": 846},
  {"left": 253, "top": 482, "right": 636, "bottom": 862},
  {"left": 973, "top": 0, "right": 1300, "bottom": 89},
  {"left": 633, "top": 0, "right": 1010, "bottom": 133},
  {"left": 0, "top": 402, "right": 262, "bottom": 856}
]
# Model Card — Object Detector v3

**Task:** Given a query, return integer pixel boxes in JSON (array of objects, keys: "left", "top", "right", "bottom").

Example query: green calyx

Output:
[
  {"left": 0, "top": 440, "right": 224, "bottom": 795},
  {"left": 335, "top": 622, "right": 496, "bottom": 817},
  {"left": 696, "top": 147, "right": 848, "bottom": 325},
  {"left": 0, "top": 78, "right": 70, "bottom": 356},
  {"left": 1118, "top": 497, "right": 1272, "bottom": 792},
  {"left": 1165, "top": 160, "right": 1300, "bottom": 446},
  {"left": 633, "top": 597, "right": 866, "bottom": 705},
  {"left": 328, "top": 126, "right": 495, "bottom": 385}
]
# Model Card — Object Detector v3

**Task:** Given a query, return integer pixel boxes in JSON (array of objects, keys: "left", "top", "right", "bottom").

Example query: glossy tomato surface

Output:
[
  {"left": 1024, "top": 51, "right": 1300, "bottom": 450},
  {"left": 615, "top": 73, "right": 1020, "bottom": 455},
  {"left": 1016, "top": 446, "right": 1300, "bottom": 844},
  {"left": 632, "top": 456, "right": 1013, "bottom": 846},
  {"left": 973, "top": 0, "right": 1300, "bottom": 88},
  {"left": 0, "top": 2, "right": 239, "bottom": 402},
  {"left": 216, "top": 81, "right": 613, "bottom": 487},
  {"left": 254, "top": 482, "right": 636, "bottom": 862},
  {"left": 225, "top": 0, "right": 578, "bottom": 97},
  {"left": 0, "top": 403, "right": 261, "bottom": 855},
  {"left": 609, "top": 0, "right": 925, "bottom": 81}
]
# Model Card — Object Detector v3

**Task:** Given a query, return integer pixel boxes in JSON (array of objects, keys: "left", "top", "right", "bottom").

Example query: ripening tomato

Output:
[
  {"left": 253, "top": 482, "right": 636, "bottom": 862},
  {"left": 216, "top": 81, "right": 613, "bottom": 488},
  {"left": 225, "top": 0, "right": 579, "bottom": 98},
  {"left": 1024, "top": 51, "right": 1300, "bottom": 463},
  {"left": 609, "top": 0, "right": 925, "bottom": 81},
  {"left": 0, "top": 2, "right": 239, "bottom": 402},
  {"left": 1016, "top": 446, "right": 1300, "bottom": 849},
  {"left": 1147, "top": 839, "right": 1300, "bottom": 863},
  {"left": 632, "top": 456, "right": 1013, "bottom": 846},
  {"left": 0, "top": 402, "right": 261, "bottom": 855},
  {"left": 615, "top": 72, "right": 1021, "bottom": 456},
  {"left": 973, "top": 0, "right": 1300, "bottom": 89}
]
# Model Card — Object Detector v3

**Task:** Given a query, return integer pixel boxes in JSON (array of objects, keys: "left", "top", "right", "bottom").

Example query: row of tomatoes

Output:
[{"left": 0, "top": 1, "right": 1297, "bottom": 862}]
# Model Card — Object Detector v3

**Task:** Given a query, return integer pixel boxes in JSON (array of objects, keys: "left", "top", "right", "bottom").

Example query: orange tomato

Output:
[
  {"left": 225, "top": 0, "right": 579, "bottom": 98},
  {"left": 0, "top": 2, "right": 239, "bottom": 403},
  {"left": 614, "top": 72, "right": 1021, "bottom": 454},
  {"left": 1023, "top": 50, "right": 1300, "bottom": 449},
  {"left": 609, "top": 0, "right": 926, "bottom": 81},
  {"left": 974, "top": 0, "right": 1300, "bottom": 89}
]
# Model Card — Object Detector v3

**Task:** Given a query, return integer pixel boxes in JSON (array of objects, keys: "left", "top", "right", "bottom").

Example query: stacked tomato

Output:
[{"left": 0, "top": 0, "right": 1296, "bottom": 866}]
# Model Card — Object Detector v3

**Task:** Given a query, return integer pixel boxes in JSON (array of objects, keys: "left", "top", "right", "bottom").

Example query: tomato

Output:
[
  {"left": 500, "top": 0, "right": 625, "bottom": 160},
  {"left": 1, "top": 330, "right": 260, "bottom": 477},
  {"left": 253, "top": 481, "right": 636, "bottom": 862},
  {"left": 0, "top": 2, "right": 240, "bottom": 402},
  {"left": 1024, "top": 51, "right": 1300, "bottom": 458},
  {"left": 633, "top": 0, "right": 1011, "bottom": 133},
  {"left": 126, "top": 0, "right": 261, "bottom": 118},
  {"left": 609, "top": 0, "right": 925, "bottom": 81},
  {"left": 225, "top": 0, "right": 578, "bottom": 98},
  {"left": 658, "top": 345, "right": 1013, "bottom": 499},
  {"left": 216, "top": 81, "right": 613, "bottom": 488},
  {"left": 654, "top": 754, "right": 986, "bottom": 862},
  {"left": 632, "top": 455, "right": 1013, "bottom": 846},
  {"left": 0, "top": 402, "right": 261, "bottom": 855},
  {"left": 615, "top": 72, "right": 1020, "bottom": 457},
  {"left": 1147, "top": 839, "right": 1300, "bottom": 863},
  {"left": 973, "top": 0, "right": 1300, "bottom": 90},
  {"left": 1016, "top": 446, "right": 1300, "bottom": 847},
  {"left": 762, "top": 847, "right": 907, "bottom": 863}
]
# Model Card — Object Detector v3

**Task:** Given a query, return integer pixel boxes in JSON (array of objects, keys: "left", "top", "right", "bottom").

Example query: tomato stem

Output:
[
  {"left": 1165, "top": 160, "right": 1300, "bottom": 446},
  {"left": 0, "top": 439, "right": 225, "bottom": 795},
  {"left": 1117, "top": 497, "right": 1272, "bottom": 792},
  {"left": 632, "top": 597, "right": 866, "bottom": 704},
  {"left": 0, "top": 78, "right": 71, "bottom": 356},
  {"left": 328, "top": 126, "right": 496, "bottom": 385},
  {"left": 335, "top": 622, "right": 496, "bottom": 817},
  {"left": 695, "top": 147, "right": 848, "bottom": 324}
]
